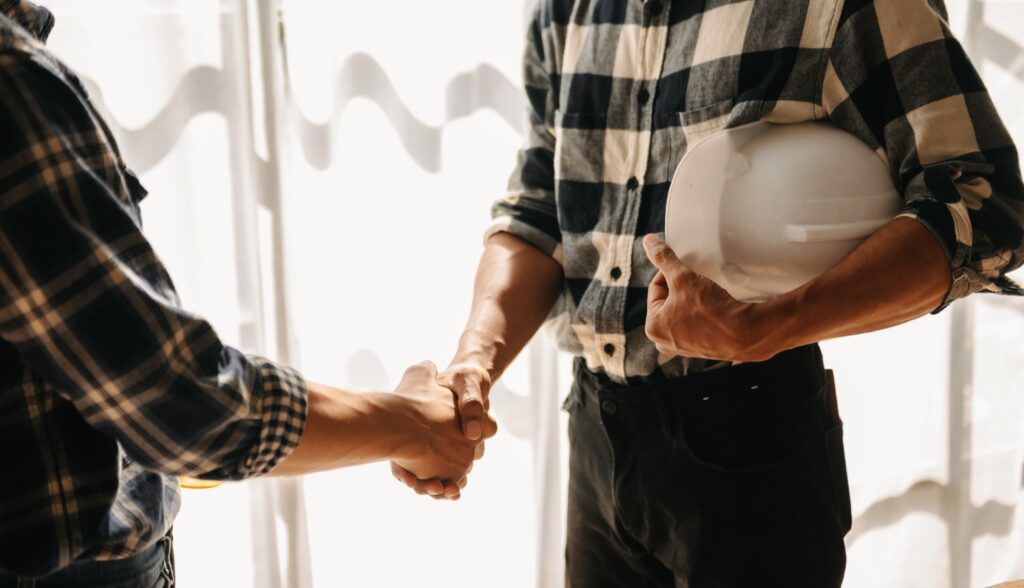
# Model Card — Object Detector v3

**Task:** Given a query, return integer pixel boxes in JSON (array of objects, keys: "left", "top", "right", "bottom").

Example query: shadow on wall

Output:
[
  {"left": 282, "top": 52, "right": 524, "bottom": 171},
  {"left": 82, "top": 52, "right": 524, "bottom": 175},
  {"left": 846, "top": 479, "right": 1015, "bottom": 547}
]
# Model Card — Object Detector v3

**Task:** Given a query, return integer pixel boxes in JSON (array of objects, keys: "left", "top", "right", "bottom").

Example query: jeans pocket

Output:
[
  {"left": 824, "top": 425, "right": 853, "bottom": 534},
  {"left": 678, "top": 373, "right": 818, "bottom": 472}
]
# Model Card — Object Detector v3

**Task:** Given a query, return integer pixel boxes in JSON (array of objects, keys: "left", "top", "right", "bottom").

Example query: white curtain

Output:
[{"left": 41, "top": 0, "right": 1024, "bottom": 586}]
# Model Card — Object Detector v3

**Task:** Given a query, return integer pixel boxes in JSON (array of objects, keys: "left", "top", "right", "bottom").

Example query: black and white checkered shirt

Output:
[
  {"left": 0, "top": 1, "right": 306, "bottom": 576},
  {"left": 490, "top": 0, "right": 1024, "bottom": 383}
]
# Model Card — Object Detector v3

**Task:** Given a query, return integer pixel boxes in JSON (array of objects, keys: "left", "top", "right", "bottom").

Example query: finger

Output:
[
  {"left": 457, "top": 476, "right": 468, "bottom": 489},
  {"left": 642, "top": 234, "right": 688, "bottom": 288},
  {"left": 654, "top": 343, "right": 675, "bottom": 357},
  {"left": 418, "top": 478, "right": 446, "bottom": 496},
  {"left": 456, "top": 380, "right": 486, "bottom": 441},
  {"left": 393, "top": 464, "right": 448, "bottom": 497},
  {"left": 391, "top": 463, "right": 417, "bottom": 488},
  {"left": 647, "top": 271, "right": 669, "bottom": 308},
  {"left": 474, "top": 442, "right": 486, "bottom": 460},
  {"left": 481, "top": 412, "right": 498, "bottom": 440}
]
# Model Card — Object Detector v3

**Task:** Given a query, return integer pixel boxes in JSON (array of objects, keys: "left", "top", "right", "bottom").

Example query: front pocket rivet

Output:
[
  {"left": 701, "top": 396, "right": 710, "bottom": 401},
  {"left": 751, "top": 385, "right": 759, "bottom": 390}
]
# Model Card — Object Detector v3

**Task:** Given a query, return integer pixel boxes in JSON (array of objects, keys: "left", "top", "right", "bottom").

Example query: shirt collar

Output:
[{"left": 1, "top": 0, "right": 54, "bottom": 44}]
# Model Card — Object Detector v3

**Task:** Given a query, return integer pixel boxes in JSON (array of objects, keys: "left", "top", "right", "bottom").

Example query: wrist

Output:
[
  {"left": 746, "top": 295, "right": 800, "bottom": 359},
  {"left": 372, "top": 392, "right": 427, "bottom": 463},
  {"left": 452, "top": 330, "right": 500, "bottom": 380}
]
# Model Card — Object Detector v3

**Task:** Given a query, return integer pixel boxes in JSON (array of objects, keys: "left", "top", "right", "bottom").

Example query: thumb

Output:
[
  {"left": 643, "top": 234, "right": 685, "bottom": 281},
  {"left": 451, "top": 374, "right": 485, "bottom": 441}
]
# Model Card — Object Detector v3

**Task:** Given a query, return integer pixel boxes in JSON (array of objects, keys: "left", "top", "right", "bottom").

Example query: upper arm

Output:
[{"left": 488, "top": 3, "right": 564, "bottom": 260}]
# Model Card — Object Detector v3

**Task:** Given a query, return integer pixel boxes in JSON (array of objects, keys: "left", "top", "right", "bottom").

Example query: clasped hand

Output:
[
  {"left": 643, "top": 234, "right": 779, "bottom": 362},
  {"left": 389, "top": 361, "right": 496, "bottom": 500},
  {"left": 387, "top": 236, "right": 778, "bottom": 500}
]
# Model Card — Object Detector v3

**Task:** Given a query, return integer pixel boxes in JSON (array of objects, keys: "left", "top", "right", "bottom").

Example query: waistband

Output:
[{"left": 574, "top": 344, "right": 825, "bottom": 397}]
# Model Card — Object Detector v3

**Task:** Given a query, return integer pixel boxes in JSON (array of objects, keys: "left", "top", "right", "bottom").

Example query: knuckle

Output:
[
  {"left": 460, "top": 394, "right": 483, "bottom": 411},
  {"left": 408, "top": 361, "right": 436, "bottom": 378}
]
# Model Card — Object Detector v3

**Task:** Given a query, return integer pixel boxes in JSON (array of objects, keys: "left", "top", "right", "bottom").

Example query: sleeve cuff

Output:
[
  {"left": 898, "top": 198, "right": 1001, "bottom": 313},
  {"left": 234, "top": 356, "right": 308, "bottom": 478},
  {"left": 485, "top": 215, "right": 563, "bottom": 264},
  {"left": 898, "top": 165, "right": 983, "bottom": 313},
  {"left": 896, "top": 206, "right": 967, "bottom": 314}
]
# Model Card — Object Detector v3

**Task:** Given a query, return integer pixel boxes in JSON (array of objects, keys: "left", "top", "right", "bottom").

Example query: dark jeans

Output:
[
  {"left": 0, "top": 533, "right": 174, "bottom": 588},
  {"left": 564, "top": 345, "right": 852, "bottom": 588}
]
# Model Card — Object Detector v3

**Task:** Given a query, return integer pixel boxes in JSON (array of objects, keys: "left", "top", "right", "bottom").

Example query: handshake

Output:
[{"left": 387, "top": 359, "right": 497, "bottom": 501}]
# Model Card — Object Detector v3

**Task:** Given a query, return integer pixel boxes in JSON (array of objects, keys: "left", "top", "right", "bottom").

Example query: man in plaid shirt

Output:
[
  {"left": 394, "top": 0, "right": 1024, "bottom": 585},
  {"left": 0, "top": 2, "right": 495, "bottom": 585}
]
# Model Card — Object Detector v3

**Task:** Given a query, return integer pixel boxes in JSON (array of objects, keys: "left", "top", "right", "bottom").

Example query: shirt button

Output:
[
  {"left": 626, "top": 177, "right": 639, "bottom": 191},
  {"left": 610, "top": 266, "right": 623, "bottom": 280},
  {"left": 603, "top": 343, "right": 616, "bottom": 356},
  {"left": 601, "top": 399, "right": 619, "bottom": 415},
  {"left": 637, "top": 89, "right": 650, "bottom": 105}
]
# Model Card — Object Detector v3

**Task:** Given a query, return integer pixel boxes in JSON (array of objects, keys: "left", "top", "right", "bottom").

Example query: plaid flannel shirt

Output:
[
  {"left": 0, "top": 1, "right": 307, "bottom": 576},
  {"left": 489, "top": 0, "right": 1024, "bottom": 383}
]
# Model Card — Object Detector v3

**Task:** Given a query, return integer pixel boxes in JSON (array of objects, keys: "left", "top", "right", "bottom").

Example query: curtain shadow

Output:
[
  {"left": 978, "top": 24, "right": 1024, "bottom": 80},
  {"left": 847, "top": 480, "right": 1017, "bottom": 547},
  {"left": 282, "top": 52, "right": 523, "bottom": 172}
]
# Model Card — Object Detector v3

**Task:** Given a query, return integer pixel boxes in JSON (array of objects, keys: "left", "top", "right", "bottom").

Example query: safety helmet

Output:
[{"left": 664, "top": 121, "right": 903, "bottom": 302}]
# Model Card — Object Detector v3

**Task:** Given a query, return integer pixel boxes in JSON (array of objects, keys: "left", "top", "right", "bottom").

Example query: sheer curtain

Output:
[{"left": 40, "top": 0, "right": 1024, "bottom": 586}]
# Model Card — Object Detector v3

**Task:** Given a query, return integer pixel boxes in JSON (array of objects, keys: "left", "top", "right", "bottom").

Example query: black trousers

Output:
[{"left": 564, "top": 345, "right": 852, "bottom": 588}]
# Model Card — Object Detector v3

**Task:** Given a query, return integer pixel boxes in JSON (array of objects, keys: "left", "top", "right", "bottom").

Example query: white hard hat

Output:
[{"left": 665, "top": 121, "right": 903, "bottom": 302}]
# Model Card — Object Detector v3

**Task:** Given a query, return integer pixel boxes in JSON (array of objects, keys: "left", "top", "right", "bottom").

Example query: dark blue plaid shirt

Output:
[{"left": 0, "top": 1, "right": 307, "bottom": 577}]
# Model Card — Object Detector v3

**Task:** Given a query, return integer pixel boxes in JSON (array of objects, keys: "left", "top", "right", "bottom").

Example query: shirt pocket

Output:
[
  {"left": 668, "top": 99, "right": 735, "bottom": 172},
  {"left": 554, "top": 111, "right": 608, "bottom": 234}
]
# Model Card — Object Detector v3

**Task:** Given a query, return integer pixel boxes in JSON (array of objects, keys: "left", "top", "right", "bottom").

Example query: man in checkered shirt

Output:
[
  {"left": 0, "top": 2, "right": 495, "bottom": 585},
  {"left": 393, "top": 0, "right": 1024, "bottom": 585}
]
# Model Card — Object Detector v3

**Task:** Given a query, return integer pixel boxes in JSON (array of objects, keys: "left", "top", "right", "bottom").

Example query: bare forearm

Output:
[
  {"left": 454, "top": 232, "right": 563, "bottom": 381},
  {"left": 270, "top": 382, "right": 410, "bottom": 477},
  {"left": 758, "top": 216, "right": 953, "bottom": 351}
]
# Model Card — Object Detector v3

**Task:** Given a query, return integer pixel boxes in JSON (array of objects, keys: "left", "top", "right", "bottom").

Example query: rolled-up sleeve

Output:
[
  {"left": 822, "top": 0, "right": 1024, "bottom": 311},
  {"left": 0, "top": 53, "right": 307, "bottom": 480},
  {"left": 486, "top": 5, "right": 563, "bottom": 262}
]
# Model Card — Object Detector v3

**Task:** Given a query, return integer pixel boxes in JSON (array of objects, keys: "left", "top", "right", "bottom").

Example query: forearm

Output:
[
  {"left": 270, "top": 382, "right": 410, "bottom": 477},
  {"left": 758, "top": 216, "right": 953, "bottom": 351},
  {"left": 453, "top": 232, "right": 563, "bottom": 381}
]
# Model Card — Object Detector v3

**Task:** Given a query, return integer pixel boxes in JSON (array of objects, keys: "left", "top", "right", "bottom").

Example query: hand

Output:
[
  {"left": 643, "top": 234, "right": 778, "bottom": 362},
  {"left": 392, "top": 359, "right": 497, "bottom": 500},
  {"left": 438, "top": 358, "right": 493, "bottom": 441},
  {"left": 389, "top": 362, "right": 492, "bottom": 499}
]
